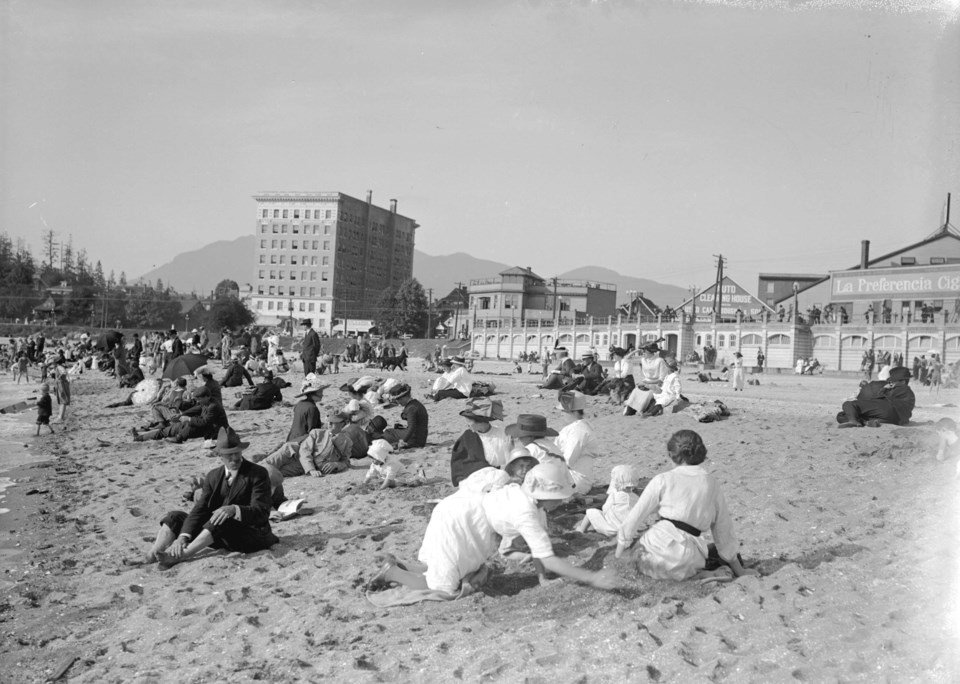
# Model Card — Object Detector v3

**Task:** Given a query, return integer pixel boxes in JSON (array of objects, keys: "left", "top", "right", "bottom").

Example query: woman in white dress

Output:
[
  {"left": 730, "top": 352, "right": 745, "bottom": 391},
  {"left": 615, "top": 430, "right": 757, "bottom": 580},
  {"left": 371, "top": 461, "right": 619, "bottom": 596},
  {"left": 625, "top": 357, "right": 682, "bottom": 417}
]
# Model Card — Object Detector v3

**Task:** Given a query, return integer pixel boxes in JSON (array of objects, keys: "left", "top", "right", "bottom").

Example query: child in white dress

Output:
[
  {"left": 364, "top": 439, "right": 424, "bottom": 489},
  {"left": 576, "top": 465, "right": 639, "bottom": 536},
  {"left": 615, "top": 430, "right": 757, "bottom": 580}
]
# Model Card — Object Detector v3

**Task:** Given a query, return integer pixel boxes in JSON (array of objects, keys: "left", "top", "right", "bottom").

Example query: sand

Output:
[{"left": 1, "top": 362, "right": 959, "bottom": 683}]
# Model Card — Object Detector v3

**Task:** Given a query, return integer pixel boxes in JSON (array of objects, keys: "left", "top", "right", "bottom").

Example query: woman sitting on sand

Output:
[
  {"left": 623, "top": 357, "right": 682, "bottom": 417},
  {"left": 370, "top": 460, "right": 619, "bottom": 597},
  {"left": 615, "top": 430, "right": 757, "bottom": 581},
  {"left": 426, "top": 356, "right": 474, "bottom": 401}
]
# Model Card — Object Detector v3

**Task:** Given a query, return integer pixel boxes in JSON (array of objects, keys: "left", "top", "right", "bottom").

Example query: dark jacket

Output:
[
  {"left": 286, "top": 399, "right": 322, "bottom": 442},
  {"left": 301, "top": 328, "right": 320, "bottom": 364}
]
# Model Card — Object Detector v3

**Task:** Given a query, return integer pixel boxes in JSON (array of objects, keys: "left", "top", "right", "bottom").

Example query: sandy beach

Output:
[{"left": 1, "top": 363, "right": 959, "bottom": 683}]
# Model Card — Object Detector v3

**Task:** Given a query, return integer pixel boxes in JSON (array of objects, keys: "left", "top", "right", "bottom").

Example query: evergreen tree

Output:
[{"left": 93, "top": 261, "right": 105, "bottom": 288}]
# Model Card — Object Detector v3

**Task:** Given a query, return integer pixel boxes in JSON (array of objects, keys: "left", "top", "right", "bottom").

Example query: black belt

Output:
[{"left": 663, "top": 518, "right": 701, "bottom": 537}]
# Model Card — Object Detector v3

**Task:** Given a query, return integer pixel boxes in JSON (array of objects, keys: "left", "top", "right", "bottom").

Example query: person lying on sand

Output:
[
  {"left": 615, "top": 430, "right": 758, "bottom": 581},
  {"left": 836, "top": 366, "right": 915, "bottom": 428},
  {"left": 139, "top": 428, "right": 279, "bottom": 567},
  {"left": 370, "top": 460, "right": 619, "bottom": 597},
  {"left": 234, "top": 370, "right": 283, "bottom": 411},
  {"left": 131, "top": 386, "right": 228, "bottom": 444},
  {"left": 254, "top": 426, "right": 352, "bottom": 478}
]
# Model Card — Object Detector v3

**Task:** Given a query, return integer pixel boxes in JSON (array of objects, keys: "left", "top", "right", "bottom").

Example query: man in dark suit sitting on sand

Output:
[{"left": 140, "top": 427, "right": 279, "bottom": 567}]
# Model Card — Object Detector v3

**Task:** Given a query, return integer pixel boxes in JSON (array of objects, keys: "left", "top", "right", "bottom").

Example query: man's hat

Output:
[
  {"left": 888, "top": 367, "right": 911, "bottom": 381},
  {"left": 460, "top": 398, "right": 504, "bottom": 422},
  {"left": 387, "top": 383, "right": 411, "bottom": 399},
  {"left": 505, "top": 414, "right": 558, "bottom": 439},
  {"left": 300, "top": 318, "right": 312, "bottom": 327},
  {"left": 640, "top": 341, "right": 661, "bottom": 353},
  {"left": 581, "top": 350, "right": 595, "bottom": 359},
  {"left": 214, "top": 427, "right": 250, "bottom": 455},
  {"left": 193, "top": 386, "right": 212, "bottom": 399},
  {"left": 556, "top": 390, "right": 586, "bottom": 412}
]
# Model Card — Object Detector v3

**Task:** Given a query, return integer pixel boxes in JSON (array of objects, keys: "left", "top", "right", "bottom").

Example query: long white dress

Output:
[
  {"left": 617, "top": 465, "right": 739, "bottom": 580},
  {"left": 418, "top": 484, "right": 553, "bottom": 594},
  {"left": 554, "top": 419, "right": 598, "bottom": 495},
  {"left": 730, "top": 357, "right": 745, "bottom": 390},
  {"left": 432, "top": 366, "right": 473, "bottom": 395}
]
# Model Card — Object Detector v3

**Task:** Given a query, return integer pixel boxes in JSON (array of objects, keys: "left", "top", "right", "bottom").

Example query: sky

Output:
[{"left": 2, "top": 0, "right": 959, "bottom": 298}]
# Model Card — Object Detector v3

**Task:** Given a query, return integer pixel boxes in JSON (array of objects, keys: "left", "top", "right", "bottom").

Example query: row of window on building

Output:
[
  {"left": 260, "top": 224, "right": 333, "bottom": 236},
  {"left": 261, "top": 209, "right": 334, "bottom": 220},
  {"left": 255, "top": 299, "right": 328, "bottom": 314},
  {"left": 257, "top": 285, "right": 329, "bottom": 297},
  {"left": 258, "top": 239, "right": 331, "bottom": 250},
  {"left": 259, "top": 254, "right": 329, "bottom": 266},
  {"left": 258, "top": 270, "right": 329, "bottom": 282}
]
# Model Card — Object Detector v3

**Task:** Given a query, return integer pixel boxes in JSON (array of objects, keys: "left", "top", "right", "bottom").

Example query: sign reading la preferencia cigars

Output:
[{"left": 830, "top": 264, "right": 960, "bottom": 301}]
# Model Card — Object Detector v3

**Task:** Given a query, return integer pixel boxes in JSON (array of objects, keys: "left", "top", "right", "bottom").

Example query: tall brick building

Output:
[{"left": 250, "top": 191, "right": 418, "bottom": 334}]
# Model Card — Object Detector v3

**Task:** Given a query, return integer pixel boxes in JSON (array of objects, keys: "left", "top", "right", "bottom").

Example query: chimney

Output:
[
  {"left": 860, "top": 240, "right": 870, "bottom": 269},
  {"left": 366, "top": 190, "right": 373, "bottom": 204},
  {"left": 389, "top": 199, "right": 397, "bottom": 213}
]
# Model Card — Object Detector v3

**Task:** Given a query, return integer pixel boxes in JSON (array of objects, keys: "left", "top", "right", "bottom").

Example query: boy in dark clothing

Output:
[{"left": 36, "top": 383, "right": 54, "bottom": 435}]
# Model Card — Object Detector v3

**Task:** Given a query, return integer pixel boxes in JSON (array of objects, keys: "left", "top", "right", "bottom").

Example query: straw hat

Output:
[
  {"left": 449, "top": 356, "right": 467, "bottom": 367},
  {"left": 504, "top": 414, "right": 558, "bottom": 439},
  {"left": 387, "top": 383, "right": 411, "bottom": 399},
  {"left": 296, "top": 378, "right": 330, "bottom": 398},
  {"left": 213, "top": 427, "right": 250, "bottom": 455},
  {"left": 459, "top": 398, "right": 504, "bottom": 422},
  {"left": 556, "top": 390, "right": 586, "bottom": 412},
  {"left": 521, "top": 461, "right": 575, "bottom": 501}
]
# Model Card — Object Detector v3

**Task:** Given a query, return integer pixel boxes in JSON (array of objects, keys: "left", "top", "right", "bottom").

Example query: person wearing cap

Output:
[
  {"left": 132, "top": 385, "right": 229, "bottom": 443},
  {"left": 624, "top": 356, "right": 682, "bottom": 417},
  {"left": 450, "top": 398, "right": 511, "bottom": 486},
  {"left": 235, "top": 370, "right": 283, "bottom": 411},
  {"left": 427, "top": 356, "right": 473, "bottom": 401},
  {"left": 300, "top": 318, "right": 320, "bottom": 376},
  {"left": 256, "top": 424, "right": 352, "bottom": 478},
  {"left": 572, "top": 350, "right": 605, "bottom": 396},
  {"left": 371, "top": 460, "right": 619, "bottom": 596},
  {"left": 539, "top": 347, "right": 576, "bottom": 390},
  {"left": 381, "top": 383, "right": 429, "bottom": 449},
  {"left": 145, "top": 427, "right": 279, "bottom": 567},
  {"left": 837, "top": 366, "right": 915, "bottom": 428},
  {"left": 554, "top": 391, "right": 599, "bottom": 495},
  {"left": 286, "top": 378, "right": 328, "bottom": 442},
  {"left": 616, "top": 430, "right": 757, "bottom": 581},
  {"left": 505, "top": 414, "right": 559, "bottom": 462},
  {"left": 363, "top": 439, "right": 424, "bottom": 489}
]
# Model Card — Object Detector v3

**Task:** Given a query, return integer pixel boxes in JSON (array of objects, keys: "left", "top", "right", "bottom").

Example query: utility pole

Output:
[
  {"left": 453, "top": 282, "right": 463, "bottom": 340},
  {"left": 711, "top": 255, "right": 726, "bottom": 319},
  {"left": 552, "top": 277, "right": 559, "bottom": 326},
  {"left": 687, "top": 285, "right": 698, "bottom": 320},
  {"left": 426, "top": 288, "right": 433, "bottom": 339}
]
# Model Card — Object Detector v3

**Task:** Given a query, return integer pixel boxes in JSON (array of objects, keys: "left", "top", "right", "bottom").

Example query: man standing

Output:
[
  {"left": 300, "top": 318, "right": 320, "bottom": 376},
  {"left": 756, "top": 348, "right": 765, "bottom": 374},
  {"left": 144, "top": 427, "right": 278, "bottom": 567},
  {"left": 837, "top": 367, "right": 915, "bottom": 428}
]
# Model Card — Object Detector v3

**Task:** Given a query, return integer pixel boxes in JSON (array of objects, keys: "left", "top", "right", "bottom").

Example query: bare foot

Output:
[{"left": 538, "top": 576, "right": 564, "bottom": 588}]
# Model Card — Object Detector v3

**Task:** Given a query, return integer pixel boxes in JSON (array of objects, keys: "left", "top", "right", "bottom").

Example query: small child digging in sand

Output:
[
  {"left": 364, "top": 439, "right": 425, "bottom": 489},
  {"left": 575, "top": 465, "right": 640, "bottom": 535}
]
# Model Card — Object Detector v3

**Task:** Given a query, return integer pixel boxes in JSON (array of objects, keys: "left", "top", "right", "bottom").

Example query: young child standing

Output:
[
  {"left": 615, "top": 430, "right": 756, "bottom": 580},
  {"left": 15, "top": 352, "right": 30, "bottom": 384},
  {"left": 54, "top": 365, "right": 71, "bottom": 423},
  {"left": 576, "top": 465, "right": 640, "bottom": 536},
  {"left": 35, "top": 383, "right": 54, "bottom": 435}
]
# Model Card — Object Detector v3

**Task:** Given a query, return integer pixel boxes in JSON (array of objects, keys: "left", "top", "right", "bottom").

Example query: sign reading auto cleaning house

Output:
[
  {"left": 830, "top": 264, "right": 960, "bottom": 301},
  {"left": 678, "top": 276, "right": 773, "bottom": 322}
]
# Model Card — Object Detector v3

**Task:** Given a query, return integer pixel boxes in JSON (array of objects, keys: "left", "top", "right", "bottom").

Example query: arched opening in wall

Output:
[
  {"left": 813, "top": 335, "right": 836, "bottom": 348},
  {"left": 643, "top": 333, "right": 659, "bottom": 343},
  {"left": 512, "top": 335, "right": 524, "bottom": 344},
  {"left": 485, "top": 335, "right": 496, "bottom": 343},
  {"left": 842, "top": 335, "right": 869, "bottom": 348},
  {"left": 473, "top": 334, "right": 484, "bottom": 345},
  {"left": 946, "top": 336, "right": 960, "bottom": 351},
  {"left": 768, "top": 334, "right": 792, "bottom": 345},
  {"left": 664, "top": 334, "right": 678, "bottom": 355},
  {"left": 873, "top": 335, "right": 900, "bottom": 350},
  {"left": 909, "top": 335, "right": 934, "bottom": 351},
  {"left": 696, "top": 334, "right": 703, "bottom": 346},
  {"left": 741, "top": 333, "right": 762, "bottom": 346},
  {"left": 541, "top": 335, "right": 554, "bottom": 347},
  {"left": 717, "top": 333, "right": 726, "bottom": 349},
  {"left": 728, "top": 334, "right": 737, "bottom": 349},
  {"left": 576, "top": 334, "right": 590, "bottom": 344},
  {"left": 558, "top": 334, "right": 573, "bottom": 345},
  {"left": 526, "top": 334, "right": 539, "bottom": 343},
  {"left": 623, "top": 333, "right": 636, "bottom": 348},
  {"left": 499, "top": 335, "right": 509, "bottom": 343}
]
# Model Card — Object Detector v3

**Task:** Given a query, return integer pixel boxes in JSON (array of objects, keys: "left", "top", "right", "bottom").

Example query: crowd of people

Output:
[{"left": 6, "top": 318, "right": 957, "bottom": 605}]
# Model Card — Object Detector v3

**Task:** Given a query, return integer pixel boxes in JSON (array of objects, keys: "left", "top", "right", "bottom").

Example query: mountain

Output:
[
  {"left": 136, "top": 239, "right": 686, "bottom": 306},
  {"left": 556, "top": 266, "right": 689, "bottom": 308}
]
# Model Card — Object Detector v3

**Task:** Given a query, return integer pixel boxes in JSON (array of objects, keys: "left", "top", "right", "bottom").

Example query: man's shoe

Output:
[
  {"left": 837, "top": 422, "right": 862, "bottom": 428},
  {"left": 165, "top": 436, "right": 182, "bottom": 444},
  {"left": 131, "top": 428, "right": 142, "bottom": 442}
]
